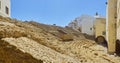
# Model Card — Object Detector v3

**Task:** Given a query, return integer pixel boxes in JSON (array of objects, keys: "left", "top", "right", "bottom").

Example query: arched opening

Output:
[
  {"left": 95, "top": 36, "right": 107, "bottom": 47},
  {"left": 116, "top": 39, "right": 120, "bottom": 56}
]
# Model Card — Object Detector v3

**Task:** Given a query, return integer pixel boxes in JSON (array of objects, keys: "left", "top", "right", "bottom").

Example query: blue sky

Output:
[{"left": 11, "top": 0, "right": 107, "bottom": 26}]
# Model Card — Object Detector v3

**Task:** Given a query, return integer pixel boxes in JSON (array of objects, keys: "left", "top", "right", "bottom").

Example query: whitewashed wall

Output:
[
  {"left": 80, "top": 15, "right": 95, "bottom": 35},
  {"left": 0, "top": 0, "right": 10, "bottom": 17},
  {"left": 68, "top": 15, "right": 95, "bottom": 35}
]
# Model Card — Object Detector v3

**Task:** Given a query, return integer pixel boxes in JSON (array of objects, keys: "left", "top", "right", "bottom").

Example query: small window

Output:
[
  {"left": 90, "top": 28, "right": 92, "bottom": 30},
  {"left": 102, "top": 31, "right": 106, "bottom": 35},
  {"left": 5, "top": 6, "right": 9, "bottom": 15}
]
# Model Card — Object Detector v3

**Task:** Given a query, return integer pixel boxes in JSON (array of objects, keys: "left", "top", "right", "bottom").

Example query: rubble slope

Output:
[{"left": 0, "top": 16, "right": 120, "bottom": 63}]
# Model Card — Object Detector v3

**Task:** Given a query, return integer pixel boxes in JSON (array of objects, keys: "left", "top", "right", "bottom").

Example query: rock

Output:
[{"left": 60, "top": 34, "right": 73, "bottom": 41}]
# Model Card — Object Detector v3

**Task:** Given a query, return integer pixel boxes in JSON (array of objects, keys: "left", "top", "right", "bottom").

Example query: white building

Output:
[
  {"left": 80, "top": 15, "right": 95, "bottom": 35},
  {"left": 68, "top": 15, "right": 95, "bottom": 35},
  {"left": 0, "top": 0, "right": 10, "bottom": 17}
]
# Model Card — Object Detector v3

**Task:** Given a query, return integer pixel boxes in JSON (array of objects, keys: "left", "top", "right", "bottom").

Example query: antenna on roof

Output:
[
  {"left": 94, "top": 12, "right": 99, "bottom": 18},
  {"left": 96, "top": 12, "right": 98, "bottom": 16}
]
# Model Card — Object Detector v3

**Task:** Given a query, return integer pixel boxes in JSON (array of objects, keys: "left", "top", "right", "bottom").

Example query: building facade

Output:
[
  {"left": 0, "top": 0, "right": 10, "bottom": 17},
  {"left": 80, "top": 15, "right": 95, "bottom": 35},
  {"left": 94, "top": 17, "right": 106, "bottom": 39},
  {"left": 68, "top": 15, "right": 95, "bottom": 35}
]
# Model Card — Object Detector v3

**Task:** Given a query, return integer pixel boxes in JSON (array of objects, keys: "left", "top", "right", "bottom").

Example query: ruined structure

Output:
[
  {"left": 94, "top": 17, "right": 106, "bottom": 43},
  {"left": 94, "top": 0, "right": 119, "bottom": 54},
  {"left": 106, "top": 0, "right": 117, "bottom": 54}
]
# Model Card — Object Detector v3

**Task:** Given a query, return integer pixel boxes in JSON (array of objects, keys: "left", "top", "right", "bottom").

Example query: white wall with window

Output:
[
  {"left": 68, "top": 15, "right": 95, "bottom": 35},
  {"left": 80, "top": 15, "right": 95, "bottom": 35},
  {"left": 0, "top": 0, "right": 10, "bottom": 17}
]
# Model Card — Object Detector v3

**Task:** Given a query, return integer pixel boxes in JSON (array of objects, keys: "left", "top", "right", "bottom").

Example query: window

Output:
[
  {"left": 5, "top": 6, "right": 9, "bottom": 15},
  {"left": 102, "top": 31, "right": 106, "bottom": 35},
  {"left": 90, "top": 28, "right": 92, "bottom": 30}
]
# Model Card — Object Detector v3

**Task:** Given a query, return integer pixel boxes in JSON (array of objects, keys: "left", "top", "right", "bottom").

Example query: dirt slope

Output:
[
  {"left": 0, "top": 16, "right": 120, "bottom": 63},
  {"left": 0, "top": 40, "right": 42, "bottom": 63},
  {"left": 2, "top": 37, "right": 80, "bottom": 63}
]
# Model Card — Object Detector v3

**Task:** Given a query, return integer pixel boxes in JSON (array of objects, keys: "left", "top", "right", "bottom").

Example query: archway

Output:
[{"left": 95, "top": 36, "right": 107, "bottom": 47}]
